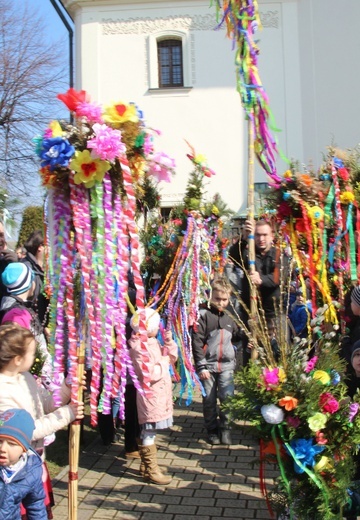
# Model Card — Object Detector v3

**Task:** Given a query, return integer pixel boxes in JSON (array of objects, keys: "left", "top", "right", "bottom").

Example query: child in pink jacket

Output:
[{"left": 129, "top": 308, "right": 177, "bottom": 485}]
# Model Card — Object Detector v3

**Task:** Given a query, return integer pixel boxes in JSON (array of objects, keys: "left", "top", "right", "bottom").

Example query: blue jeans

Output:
[{"left": 201, "top": 370, "right": 234, "bottom": 432}]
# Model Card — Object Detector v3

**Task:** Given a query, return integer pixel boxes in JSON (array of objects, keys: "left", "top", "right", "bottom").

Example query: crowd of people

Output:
[{"left": 1, "top": 216, "right": 360, "bottom": 518}]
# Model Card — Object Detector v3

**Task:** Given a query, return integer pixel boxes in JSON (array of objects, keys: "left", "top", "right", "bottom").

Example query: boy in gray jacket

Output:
[{"left": 192, "top": 277, "right": 241, "bottom": 445}]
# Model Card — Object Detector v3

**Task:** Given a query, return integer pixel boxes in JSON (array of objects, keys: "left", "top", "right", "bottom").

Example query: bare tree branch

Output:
[{"left": 0, "top": 0, "right": 68, "bottom": 201}]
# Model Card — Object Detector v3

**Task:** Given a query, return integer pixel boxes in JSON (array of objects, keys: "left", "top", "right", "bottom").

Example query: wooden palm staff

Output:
[
  {"left": 68, "top": 338, "right": 86, "bottom": 520},
  {"left": 247, "top": 120, "right": 258, "bottom": 360}
]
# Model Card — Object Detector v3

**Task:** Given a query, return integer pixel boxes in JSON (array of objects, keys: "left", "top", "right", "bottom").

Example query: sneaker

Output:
[
  {"left": 220, "top": 430, "right": 233, "bottom": 445},
  {"left": 207, "top": 432, "right": 221, "bottom": 445}
]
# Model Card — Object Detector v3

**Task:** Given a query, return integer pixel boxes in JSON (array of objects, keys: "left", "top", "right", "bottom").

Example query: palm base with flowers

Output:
[{"left": 225, "top": 317, "right": 360, "bottom": 519}]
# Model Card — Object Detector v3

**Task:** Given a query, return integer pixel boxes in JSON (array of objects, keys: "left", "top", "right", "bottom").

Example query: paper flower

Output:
[
  {"left": 70, "top": 150, "right": 110, "bottom": 188},
  {"left": 87, "top": 124, "right": 125, "bottom": 161},
  {"left": 314, "top": 455, "right": 331, "bottom": 472},
  {"left": 339, "top": 191, "right": 355, "bottom": 204},
  {"left": 308, "top": 206, "right": 324, "bottom": 222},
  {"left": 319, "top": 392, "right": 339, "bottom": 414},
  {"left": 147, "top": 152, "right": 176, "bottom": 183},
  {"left": 261, "top": 404, "right": 284, "bottom": 424},
  {"left": 299, "top": 174, "right": 313, "bottom": 187},
  {"left": 103, "top": 102, "right": 139, "bottom": 126},
  {"left": 263, "top": 367, "right": 280, "bottom": 389},
  {"left": 349, "top": 402, "right": 359, "bottom": 423},
  {"left": 45, "top": 120, "right": 63, "bottom": 138},
  {"left": 40, "top": 137, "right": 75, "bottom": 171},
  {"left": 286, "top": 415, "right": 301, "bottom": 428},
  {"left": 283, "top": 169, "right": 292, "bottom": 178},
  {"left": 312, "top": 370, "right": 331, "bottom": 385},
  {"left": 287, "top": 438, "right": 325, "bottom": 474},
  {"left": 57, "top": 88, "right": 90, "bottom": 111},
  {"left": 315, "top": 431, "right": 328, "bottom": 445},
  {"left": 305, "top": 356, "right": 318, "bottom": 373},
  {"left": 76, "top": 102, "right": 104, "bottom": 124},
  {"left": 308, "top": 412, "right": 327, "bottom": 432},
  {"left": 338, "top": 167, "right": 350, "bottom": 182},
  {"left": 278, "top": 396, "right": 298, "bottom": 411}
]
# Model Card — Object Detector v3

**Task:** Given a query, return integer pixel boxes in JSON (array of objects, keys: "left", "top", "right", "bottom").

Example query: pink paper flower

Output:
[
  {"left": 147, "top": 152, "right": 175, "bottom": 183},
  {"left": 87, "top": 123, "right": 126, "bottom": 162},
  {"left": 319, "top": 392, "right": 339, "bottom": 414},
  {"left": 305, "top": 356, "right": 318, "bottom": 373},
  {"left": 263, "top": 367, "right": 279, "bottom": 390},
  {"left": 76, "top": 101, "right": 104, "bottom": 124}
]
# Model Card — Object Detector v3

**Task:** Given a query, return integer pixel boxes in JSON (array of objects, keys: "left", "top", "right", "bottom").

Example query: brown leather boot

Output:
[{"left": 139, "top": 444, "right": 171, "bottom": 485}]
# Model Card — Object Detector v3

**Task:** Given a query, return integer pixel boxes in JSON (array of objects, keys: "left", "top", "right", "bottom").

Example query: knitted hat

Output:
[
  {"left": 130, "top": 308, "right": 160, "bottom": 335},
  {"left": 1, "top": 263, "right": 34, "bottom": 295},
  {"left": 0, "top": 408, "right": 34, "bottom": 451},
  {"left": 351, "top": 286, "right": 360, "bottom": 308},
  {"left": 351, "top": 339, "right": 360, "bottom": 364},
  {"left": 1, "top": 308, "right": 32, "bottom": 329}
]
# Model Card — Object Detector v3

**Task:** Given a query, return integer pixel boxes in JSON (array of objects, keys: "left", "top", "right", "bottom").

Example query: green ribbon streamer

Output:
[
  {"left": 271, "top": 426, "right": 294, "bottom": 519},
  {"left": 348, "top": 204, "right": 357, "bottom": 281},
  {"left": 320, "top": 183, "right": 335, "bottom": 279}
]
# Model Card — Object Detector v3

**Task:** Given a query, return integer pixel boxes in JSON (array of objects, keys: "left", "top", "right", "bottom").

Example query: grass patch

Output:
[{"left": 46, "top": 401, "right": 98, "bottom": 480}]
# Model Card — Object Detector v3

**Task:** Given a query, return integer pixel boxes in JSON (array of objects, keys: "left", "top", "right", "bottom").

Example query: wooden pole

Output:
[
  {"left": 68, "top": 339, "right": 86, "bottom": 520},
  {"left": 247, "top": 119, "right": 257, "bottom": 360}
]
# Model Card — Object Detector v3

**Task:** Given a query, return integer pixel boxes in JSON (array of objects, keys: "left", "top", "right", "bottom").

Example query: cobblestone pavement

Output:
[{"left": 52, "top": 393, "right": 276, "bottom": 519}]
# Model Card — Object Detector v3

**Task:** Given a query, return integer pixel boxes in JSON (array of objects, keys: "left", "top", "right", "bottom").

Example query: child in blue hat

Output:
[{"left": 0, "top": 408, "right": 47, "bottom": 519}]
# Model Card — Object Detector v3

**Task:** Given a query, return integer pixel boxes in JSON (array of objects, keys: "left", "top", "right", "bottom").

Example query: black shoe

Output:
[
  {"left": 220, "top": 430, "right": 233, "bottom": 445},
  {"left": 207, "top": 432, "right": 221, "bottom": 445}
]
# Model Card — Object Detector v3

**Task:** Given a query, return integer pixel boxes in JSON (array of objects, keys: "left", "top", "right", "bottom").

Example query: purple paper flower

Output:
[{"left": 349, "top": 402, "right": 359, "bottom": 423}]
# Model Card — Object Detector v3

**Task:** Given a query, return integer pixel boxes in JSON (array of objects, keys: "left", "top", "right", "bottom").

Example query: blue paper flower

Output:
[
  {"left": 331, "top": 370, "right": 341, "bottom": 385},
  {"left": 287, "top": 438, "right": 325, "bottom": 474},
  {"left": 333, "top": 157, "right": 344, "bottom": 169},
  {"left": 283, "top": 192, "right": 291, "bottom": 201},
  {"left": 40, "top": 137, "right": 75, "bottom": 171}
]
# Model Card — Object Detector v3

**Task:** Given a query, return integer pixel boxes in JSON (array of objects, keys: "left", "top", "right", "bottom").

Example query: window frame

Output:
[
  {"left": 157, "top": 38, "right": 183, "bottom": 88},
  {"left": 148, "top": 29, "right": 192, "bottom": 90}
]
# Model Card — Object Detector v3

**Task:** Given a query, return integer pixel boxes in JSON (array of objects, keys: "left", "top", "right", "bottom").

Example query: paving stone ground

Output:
[{"left": 52, "top": 393, "right": 277, "bottom": 519}]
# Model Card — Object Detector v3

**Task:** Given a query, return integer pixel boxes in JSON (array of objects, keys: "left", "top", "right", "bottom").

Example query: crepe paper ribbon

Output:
[
  {"left": 331, "top": 162, "right": 344, "bottom": 307},
  {"left": 348, "top": 204, "right": 357, "bottom": 282},
  {"left": 215, "top": 0, "right": 282, "bottom": 185},
  {"left": 259, "top": 439, "right": 276, "bottom": 519},
  {"left": 111, "top": 191, "right": 129, "bottom": 421},
  {"left": 270, "top": 426, "right": 293, "bottom": 519},
  {"left": 119, "top": 154, "right": 151, "bottom": 393},
  {"left": 50, "top": 190, "right": 74, "bottom": 405}
]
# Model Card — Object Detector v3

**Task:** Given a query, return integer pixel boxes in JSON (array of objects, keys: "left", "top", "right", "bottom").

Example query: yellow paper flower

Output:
[
  {"left": 211, "top": 205, "right": 219, "bottom": 216},
  {"left": 314, "top": 456, "right": 332, "bottom": 472},
  {"left": 49, "top": 120, "right": 63, "bottom": 138},
  {"left": 194, "top": 153, "right": 207, "bottom": 165},
  {"left": 70, "top": 150, "right": 110, "bottom": 188},
  {"left": 339, "top": 191, "right": 355, "bottom": 205},
  {"left": 283, "top": 170, "right": 292, "bottom": 178},
  {"left": 278, "top": 367, "right": 287, "bottom": 383},
  {"left": 308, "top": 206, "right": 324, "bottom": 222},
  {"left": 313, "top": 370, "right": 331, "bottom": 385},
  {"left": 308, "top": 412, "right": 327, "bottom": 432},
  {"left": 103, "top": 102, "right": 139, "bottom": 126}
]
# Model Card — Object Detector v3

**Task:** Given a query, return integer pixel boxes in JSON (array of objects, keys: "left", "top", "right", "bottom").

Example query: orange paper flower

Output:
[
  {"left": 299, "top": 174, "right": 313, "bottom": 187},
  {"left": 278, "top": 396, "right": 298, "bottom": 411}
]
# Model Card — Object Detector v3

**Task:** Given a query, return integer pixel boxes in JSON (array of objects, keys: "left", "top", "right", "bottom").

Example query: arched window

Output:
[{"left": 157, "top": 39, "right": 183, "bottom": 88}]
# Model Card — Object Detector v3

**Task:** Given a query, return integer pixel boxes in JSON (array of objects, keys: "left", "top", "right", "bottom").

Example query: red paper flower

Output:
[
  {"left": 57, "top": 88, "right": 90, "bottom": 112},
  {"left": 338, "top": 167, "right": 350, "bottom": 182},
  {"left": 319, "top": 392, "right": 339, "bottom": 414}
]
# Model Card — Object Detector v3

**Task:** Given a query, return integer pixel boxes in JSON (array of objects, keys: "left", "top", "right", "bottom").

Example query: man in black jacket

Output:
[{"left": 229, "top": 219, "right": 286, "bottom": 365}]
